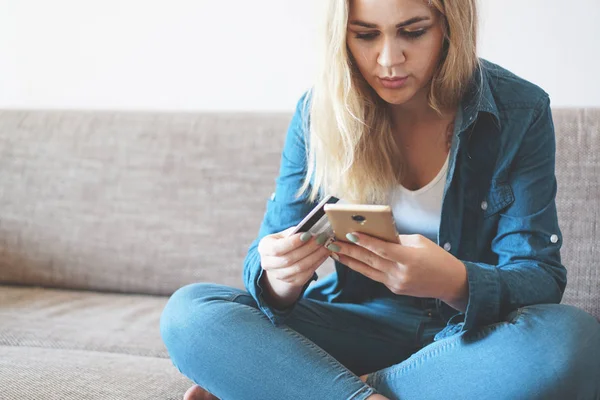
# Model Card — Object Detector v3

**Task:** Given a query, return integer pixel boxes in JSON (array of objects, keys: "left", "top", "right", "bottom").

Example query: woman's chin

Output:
[
  {"left": 371, "top": 82, "right": 426, "bottom": 107},
  {"left": 376, "top": 90, "right": 414, "bottom": 106}
]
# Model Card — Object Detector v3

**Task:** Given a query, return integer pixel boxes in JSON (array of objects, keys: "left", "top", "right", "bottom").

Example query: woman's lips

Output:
[{"left": 379, "top": 76, "right": 409, "bottom": 89}]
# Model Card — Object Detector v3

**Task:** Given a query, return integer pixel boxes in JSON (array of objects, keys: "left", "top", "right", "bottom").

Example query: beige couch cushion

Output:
[
  {"left": 0, "top": 285, "right": 170, "bottom": 357},
  {"left": 0, "top": 346, "right": 191, "bottom": 400},
  {"left": 0, "top": 285, "right": 193, "bottom": 399}
]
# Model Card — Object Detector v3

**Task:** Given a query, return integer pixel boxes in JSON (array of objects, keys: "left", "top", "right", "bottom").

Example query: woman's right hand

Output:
[{"left": 258, "top": 227, "right": 333, "bottom": 289}]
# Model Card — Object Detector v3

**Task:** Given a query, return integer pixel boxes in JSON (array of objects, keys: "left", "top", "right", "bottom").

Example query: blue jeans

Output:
[{"left": 160, "top": 282, "right": 600, "bottom": 400}]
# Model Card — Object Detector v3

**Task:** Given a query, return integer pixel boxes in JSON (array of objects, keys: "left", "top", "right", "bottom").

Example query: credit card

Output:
[{"left": 287, "top": 195, "right": 340, "bottom": 238}]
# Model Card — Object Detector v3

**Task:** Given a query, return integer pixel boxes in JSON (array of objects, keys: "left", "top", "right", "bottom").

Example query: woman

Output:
[{"left": 160, "top": 0, "right": 600, "bottom": 399}]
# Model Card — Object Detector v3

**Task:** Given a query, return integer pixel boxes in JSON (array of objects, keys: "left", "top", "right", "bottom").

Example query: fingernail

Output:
[
  {"left": 327, "top": 243, "right": 340, "bottom": 252},
  {"left": 316, "top": 233, "right": 328, "bottom": 245},
  {"left": 346, "top": 233, "right": 359, "bottom": 243},
  {"left": 300, "top": 232, "right": 312, "bottom": 242},
  {"left": 330, "top": 253, "right": 340, "bottom": 261}
]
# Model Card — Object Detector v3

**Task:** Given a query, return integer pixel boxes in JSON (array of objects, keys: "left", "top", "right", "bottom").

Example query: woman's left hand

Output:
[{"left": 327, "top": 233, "right": 469, "bottom": 309}]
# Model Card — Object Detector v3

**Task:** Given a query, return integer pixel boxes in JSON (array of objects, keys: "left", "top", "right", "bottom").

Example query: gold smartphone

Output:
[{"left": 323, "top": 204, "right": 400, "bottom": 244}]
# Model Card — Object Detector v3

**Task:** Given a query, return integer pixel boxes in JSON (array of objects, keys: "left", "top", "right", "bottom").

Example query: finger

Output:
[
  {"left": 264, "top": 240, "right": 328, "bottom": 271},
  {"left": 397, "top": 234, "right": 428, "bottom": 248},
  {"left": 291, "top": 251, "right": 332, "bottom": 285},
  {"left": 276, "top": 246, "right": 331, "bottom": 281},
  {"left": 313, "top": 253, "right": 334, "bottom": 278},
  {"left": 347, "top": 232, "right": 410, "bottom": 263},
  {"left": 337, "top": 254, "right": 386, "bottom": 283},
  {"left": 268, "top": 226, "right": 299, "bottom": 241},
  {"left": 264, "top": 230, "right": 314, "bottom": 257},
  {"left": 329, "top": 240, "right": 391, "bottom": 273},
  {"left": 279, "top": 226, "right": 298, "bottom": 236},
  {"left": 297, "top": 250, "right": 331, "bottom": 280}
]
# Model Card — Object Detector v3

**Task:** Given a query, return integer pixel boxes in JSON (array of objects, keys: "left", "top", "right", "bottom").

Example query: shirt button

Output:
[
  {"left": 481, "top": 200, "right": 488, "bottom": 211},
  {"left": 443, "top": 242, "right": 452, "bottom": 251},
  {"left": 550, "top": 234, "right": 559, "bottom": 244},
  {"left": 270, "top": 192, "right": 276, "bottom": 201}
]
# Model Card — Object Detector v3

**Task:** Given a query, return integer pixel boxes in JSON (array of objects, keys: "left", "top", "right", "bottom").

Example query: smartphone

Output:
[
  {"left": 286, "top": 195, "right": 340, "bottom": 237},
  {"left": 323, "top": 204, "right": 400, "bottom": 244}
]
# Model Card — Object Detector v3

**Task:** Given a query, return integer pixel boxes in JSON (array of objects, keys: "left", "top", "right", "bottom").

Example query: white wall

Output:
[
  {"left": 478, "top": 0, "right": 600, "bottom": 109},
  {"left": 1, "top": 0, "right": 598, "bottom": 111}
]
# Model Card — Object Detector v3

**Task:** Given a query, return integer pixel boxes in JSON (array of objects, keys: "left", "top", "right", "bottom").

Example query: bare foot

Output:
[{"left": 183, "top": 384, "right": 219, "bottom": 400}]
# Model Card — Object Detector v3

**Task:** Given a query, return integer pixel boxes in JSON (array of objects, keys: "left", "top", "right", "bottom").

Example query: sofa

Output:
[{"left": 0, "top": 107, "right": 598, "bottom": 399}]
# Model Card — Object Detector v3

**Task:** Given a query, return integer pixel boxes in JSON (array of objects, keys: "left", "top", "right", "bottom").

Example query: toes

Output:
[
  {"left": 183, "top": 385, "right": 218, "bottom": 400},
  {"left": 183, "top": 385, "right": 200, "bottom": 400}
]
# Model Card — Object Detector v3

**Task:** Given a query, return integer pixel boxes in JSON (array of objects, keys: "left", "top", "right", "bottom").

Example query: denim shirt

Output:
[{"left": 242, "top": 59, "right": 566, "bottom": 340}]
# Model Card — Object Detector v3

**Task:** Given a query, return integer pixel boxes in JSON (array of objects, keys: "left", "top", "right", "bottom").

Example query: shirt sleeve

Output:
[
  {"left": 453, "top": 95, "right": 567, "bottom": 332},
  {"left": 242, "top": 90, "right": 319, "bottom": 326}
]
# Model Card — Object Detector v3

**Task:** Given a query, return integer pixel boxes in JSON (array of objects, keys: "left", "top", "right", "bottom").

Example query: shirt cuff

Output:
[{"left": 440, "top": 261, "right": 502, "bottom": 334}]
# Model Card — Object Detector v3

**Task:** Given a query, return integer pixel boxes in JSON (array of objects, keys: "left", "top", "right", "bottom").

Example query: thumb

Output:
[
  {"left": 274, "top": 226, "right": 299, "bottom": 238},
  {"left": 398, "top": 234, "right": 426, "bottom": 248}
]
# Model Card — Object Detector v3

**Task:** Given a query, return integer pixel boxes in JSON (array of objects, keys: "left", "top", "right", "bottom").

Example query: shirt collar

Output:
[{"left": 458, "top": 60, "right": 501, "bottom": 134}]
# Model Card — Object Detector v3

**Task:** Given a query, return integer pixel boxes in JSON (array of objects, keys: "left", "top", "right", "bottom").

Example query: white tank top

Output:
[{"left": 389, "top": 153, "right": 449, "bottom": 243}]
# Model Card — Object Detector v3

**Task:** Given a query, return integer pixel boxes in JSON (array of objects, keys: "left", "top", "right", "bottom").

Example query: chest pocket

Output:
[
  {"left": 464, "top": 180, "right": 514, "bottom": 218},
  {"left": 483, "top": 181, "right": 514, "bottom": 218}
]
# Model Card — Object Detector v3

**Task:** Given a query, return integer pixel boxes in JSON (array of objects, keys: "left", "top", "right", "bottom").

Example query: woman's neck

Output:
[
  {"left": 388, "top": 98, "right": 454, "bottom": 132},
  {"left": 388, "top": 96, "right": 457, "bottom": 155}
]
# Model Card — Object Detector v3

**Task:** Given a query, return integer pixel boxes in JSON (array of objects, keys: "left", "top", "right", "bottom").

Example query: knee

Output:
[
  {"left": 519, "top": 304, "right": 600, "bottom": 388},
  {"left": 166, "top": 282, "right": 230, "bottom": 307},
  {"left": 521, "top": 303, "right": 599, "bottom": 336},
  {"left": 159, "top": 283, "right": 241, "bottom": 348}
]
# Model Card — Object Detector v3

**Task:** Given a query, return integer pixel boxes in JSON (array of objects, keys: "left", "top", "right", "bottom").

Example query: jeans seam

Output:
[
  {"left": 348, "top": 386, "right": 377, "bottom": 400},
  {"left": 225, "top": 303, "right": 374, "bottom": 397},
  {"left": 279, "top": 324, "right": 376, "bottom": 399},
  {"left": 369, "top": 308, "right": 528, "bottom": 385},
  {"left": 369, "top": 331, "right": 466, "bottom": 384}
]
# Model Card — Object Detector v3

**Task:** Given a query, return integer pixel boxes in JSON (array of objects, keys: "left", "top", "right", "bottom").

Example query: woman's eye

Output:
[
  {"left": 354, "top": 29, "right": 427, "bottom": 41},
  {"left": 402, "top": 29, "right": 427, "bottom": 39},
  {"left": 355, "top": 33, "right": 378, "bottom": 40}
]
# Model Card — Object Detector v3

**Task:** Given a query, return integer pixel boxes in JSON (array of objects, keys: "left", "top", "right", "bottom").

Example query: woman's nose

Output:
[{"left": 377, "top": 38, "right": 406, "bottom": 69}]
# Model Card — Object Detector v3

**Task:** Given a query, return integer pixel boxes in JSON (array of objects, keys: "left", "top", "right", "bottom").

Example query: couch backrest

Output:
[
  {"left": 0, "top": 109, "right": 598, "bottom": 319},
  {"left": 0, "top": 111, "right": 288, "bottom": 295},
  {"left": 552, "top": 109, "right": 600, "bottom": 319}
]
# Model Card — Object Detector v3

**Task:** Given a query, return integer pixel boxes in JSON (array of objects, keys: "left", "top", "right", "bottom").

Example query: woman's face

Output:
[{"left": 346, "top": 0, "right": 446, "bottom": 108}]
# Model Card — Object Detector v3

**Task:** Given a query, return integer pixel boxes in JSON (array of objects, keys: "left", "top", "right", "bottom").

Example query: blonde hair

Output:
[{"left": 296, "top": 0, "right": 479, "bottom": 205}]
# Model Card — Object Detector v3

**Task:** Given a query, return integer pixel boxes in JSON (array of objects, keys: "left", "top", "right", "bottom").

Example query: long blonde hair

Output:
[{"left": 296, "top": 0, "right": 479, "bottom": 205}]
